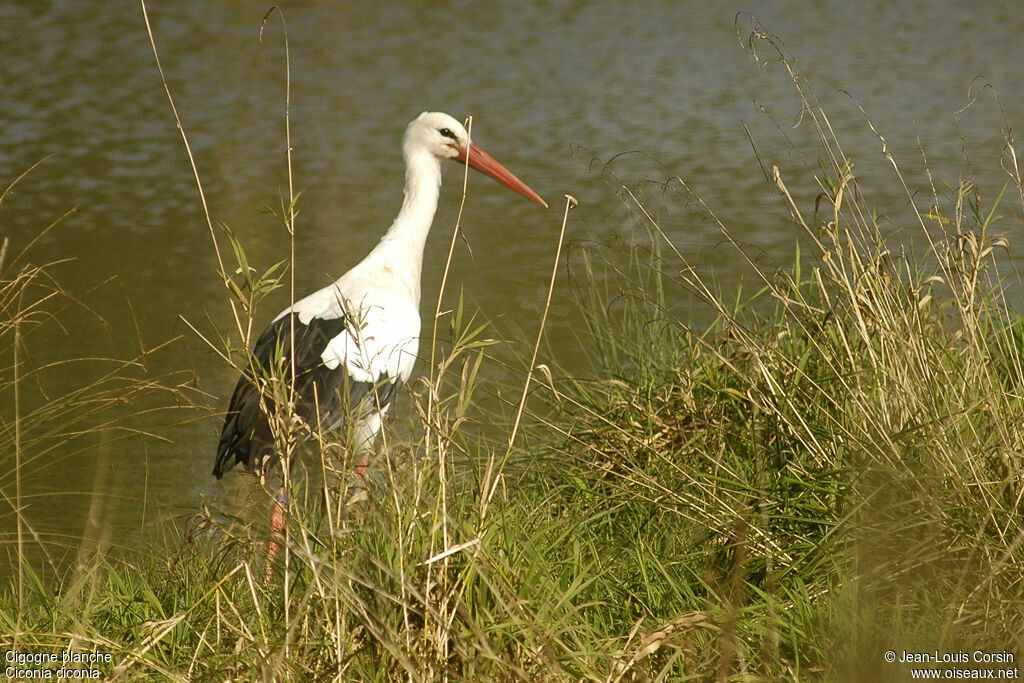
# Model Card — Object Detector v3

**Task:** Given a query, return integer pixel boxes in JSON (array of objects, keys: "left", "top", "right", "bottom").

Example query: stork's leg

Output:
[
  {"left": 265, "top": 487, "right": 287, "bottom": 582},
  {"left": 345, "top": 454, "right": 371, "bottom": 510},
  {"left": 345, "top": 416, "right": 380, "bottom": 509}
]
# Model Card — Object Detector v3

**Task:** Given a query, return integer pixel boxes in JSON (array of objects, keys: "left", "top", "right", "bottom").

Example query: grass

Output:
[
  {"left": 0, "top": 165, "right": 201, "bottom": 668},
  {"left": 3, "top": 18, "right": 1024, "bottom": 682}
]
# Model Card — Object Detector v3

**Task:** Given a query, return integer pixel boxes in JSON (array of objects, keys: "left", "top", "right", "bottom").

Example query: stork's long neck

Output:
[{"left": 364, "top": 148, "right": 442, "bottom": 306}]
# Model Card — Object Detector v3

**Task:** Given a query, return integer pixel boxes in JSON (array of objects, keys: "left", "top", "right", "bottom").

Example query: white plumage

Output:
[{"left": 214, "top": 111, "right": 546, "bottom": 479}]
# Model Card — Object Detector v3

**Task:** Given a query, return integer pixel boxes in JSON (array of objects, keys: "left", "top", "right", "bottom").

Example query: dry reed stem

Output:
[
  {"left": 481, "top": 194, "right": 575, "bottom": 519},
  {"left": 140, "top": 1, "right": 242, "bottom": 341}
]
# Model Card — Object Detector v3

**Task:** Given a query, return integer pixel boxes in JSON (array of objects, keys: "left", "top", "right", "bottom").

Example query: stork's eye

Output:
[{"left": 438, "top": 127, "right": 457, "bottom": 140}]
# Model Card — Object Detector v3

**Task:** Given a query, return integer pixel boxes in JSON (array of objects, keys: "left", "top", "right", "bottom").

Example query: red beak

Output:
[{"left": 455, "top": 142, "right": 548, "bottom": 208}]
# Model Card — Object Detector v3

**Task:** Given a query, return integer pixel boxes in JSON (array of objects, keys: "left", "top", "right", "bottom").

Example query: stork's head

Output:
[{"left": 404, "top": 111, "right": 547, "bottom": 208}]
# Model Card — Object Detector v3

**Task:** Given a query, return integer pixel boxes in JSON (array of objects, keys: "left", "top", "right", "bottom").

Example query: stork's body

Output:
[{"left": 212, "top": 113, "right": 545, "bottom": 565}]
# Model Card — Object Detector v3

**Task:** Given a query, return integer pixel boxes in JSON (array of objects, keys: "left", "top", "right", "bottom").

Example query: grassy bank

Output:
[{"left": 4, "top": 33, "right": 1024, "bottom": 683}]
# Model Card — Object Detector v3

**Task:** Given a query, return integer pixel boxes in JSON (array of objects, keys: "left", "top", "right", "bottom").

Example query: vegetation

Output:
[{"left": 3, "top": 25, "right": 1023, "bottom": 683}]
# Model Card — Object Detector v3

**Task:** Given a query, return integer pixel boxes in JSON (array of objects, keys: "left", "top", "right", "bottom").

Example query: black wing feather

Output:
[{"left": 213, "top": 313, "right": 399, "bottom": 478}]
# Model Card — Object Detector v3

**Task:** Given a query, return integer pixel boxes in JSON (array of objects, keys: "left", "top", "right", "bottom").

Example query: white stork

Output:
[{"left": 212, "top": 112, "right": 546, "bottom": 570}]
